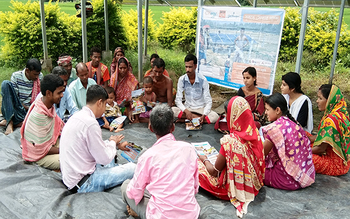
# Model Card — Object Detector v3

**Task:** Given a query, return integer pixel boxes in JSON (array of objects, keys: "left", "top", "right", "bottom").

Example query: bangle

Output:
[{"left": 203, "top": 159, "right": 210, "bottom": 164}]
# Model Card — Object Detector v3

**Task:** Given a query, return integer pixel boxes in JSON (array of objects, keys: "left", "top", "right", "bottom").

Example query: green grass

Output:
[
  {"left": 316, "top": 7, "right": 350, "bottom": 28},
  {"left": 57, "top": 2, "right": 78, "bottom": 16},
  {"left": 0, "top": 0, "right": 28, "bottom": 12},
  {"left": 122, "top": 5, "right": 191, "bottom": 24}
]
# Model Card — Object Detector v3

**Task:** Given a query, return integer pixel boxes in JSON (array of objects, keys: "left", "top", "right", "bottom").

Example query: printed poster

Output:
[{"left": 197, "top": 7, "right": 285, "bottom": 95}]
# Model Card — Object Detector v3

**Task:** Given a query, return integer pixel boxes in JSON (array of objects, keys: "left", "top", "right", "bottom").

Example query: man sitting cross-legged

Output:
[
  {"left": 60, "top": 85, "right": 135, "bottom": 193},
  {"left": 172, "top": 54, "right": 219, "bottom": 124},
  {"left": 1, "top": 58, "right": 43, "bottom": 135},
  {"left": 21, "top": 74, "right": 65, "bottom": 170},
  {"left": 149, "top": 58, "right": 173, "bottom": 107},
  {"left": 121, "top": 104, "right": 200, "bottom": 218}
]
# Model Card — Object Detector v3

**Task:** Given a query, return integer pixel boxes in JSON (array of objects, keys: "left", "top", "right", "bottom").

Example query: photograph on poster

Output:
[{"left": 197, "top": 7, "right": 285, "bottom": 95}]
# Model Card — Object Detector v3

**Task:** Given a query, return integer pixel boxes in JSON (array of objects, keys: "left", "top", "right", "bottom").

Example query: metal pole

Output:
[
  {"left": 329, "top": 0, "right": 346, "bottom": 84},
  {"left": 104, "top": 0, "right": 109, "bottom": 52},
  {"left": 82, "top": 0, "right": 88, "bottom": 63},
  {"left": 195, "top": 0, "right": 203, "bottom": 56},
  {"left": 295, "top": 0, "right": 309, "bottom": 74},
  {"left": 39, "top": 0, "right": 48, "bottom": 60},
  {"left": 253, "top": 0, "right": 257, "bottom": 7},
  {"left": 144, "top": 0, "right": 149, "bottom": 57},
  {"left": 137, "top": 0, "right": 143, "bottom": 81}
]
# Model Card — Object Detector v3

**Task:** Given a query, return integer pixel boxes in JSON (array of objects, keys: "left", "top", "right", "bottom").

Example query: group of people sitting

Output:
[{"left": 1, "top": 47, "right": 350, "bottom": 218}]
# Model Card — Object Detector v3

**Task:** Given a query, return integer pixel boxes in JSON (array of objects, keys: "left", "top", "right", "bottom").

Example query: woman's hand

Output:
[
  {"left": 312, "top": 142, "right": 329, "bottom": 155},
  {"left": 308, "top": 134, "right": 317, "bottom": 143},
  {"left": 263, "top": 139, "right": 274, "bottom": 156},
  {"left": 198, "top": 155, "right": 208, "bottom": 162}
]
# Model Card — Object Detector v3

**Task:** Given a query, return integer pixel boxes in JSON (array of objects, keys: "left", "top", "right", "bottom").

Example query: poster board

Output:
[{"left": 197, "top": 7, "right": 285, "bottom": 95}]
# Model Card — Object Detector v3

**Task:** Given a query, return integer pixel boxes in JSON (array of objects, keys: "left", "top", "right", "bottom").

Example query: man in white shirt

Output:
[
  {"left": 60, "top": 85, "right": 135, "bottom": 193},
  {"left": 172, "top": 54, "right": 219, "bottom": 124}
]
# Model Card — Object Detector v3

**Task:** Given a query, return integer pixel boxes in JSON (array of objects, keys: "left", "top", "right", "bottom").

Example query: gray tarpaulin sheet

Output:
[{"left": 0, "top": 122, "right": 350, "bottom": 218}]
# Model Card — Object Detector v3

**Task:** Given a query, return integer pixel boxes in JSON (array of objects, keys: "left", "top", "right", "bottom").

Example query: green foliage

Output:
[
  {"left": 279, "top": 7, "right": 301, "bottom": 62},
  {"left": 157, "top": 7, "right": 197, "bottom": 53},
  {"left": 86, "top": 0, "right": 127, "bottom": 52},
  {"left": 121, "top": 8, "right": 157, "bottom": 49},
  {"left": 0, "top": 0, "right": 81, "bottom": 67},
  {"left": 280, "top": 8, "right": 350, "bottom": 70}
]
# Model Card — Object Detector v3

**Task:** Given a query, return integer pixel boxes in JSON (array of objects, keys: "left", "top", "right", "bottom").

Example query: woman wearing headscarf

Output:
[
  {"left": 198, "top": 96, "right": 265, "bottom": 218},
  {"left": 310, "top": 84, "right": 350, "bottom": 176},
  {"left": 109, "top": 57, "right": 139, "bottom": 107},
  {"left": 110, "top": 47, "right": 125, "bottom": 75}
]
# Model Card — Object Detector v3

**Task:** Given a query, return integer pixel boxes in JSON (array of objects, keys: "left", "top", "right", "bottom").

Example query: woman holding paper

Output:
[{"left": 198, "top": 96, "right": 265, "bottom": 218}]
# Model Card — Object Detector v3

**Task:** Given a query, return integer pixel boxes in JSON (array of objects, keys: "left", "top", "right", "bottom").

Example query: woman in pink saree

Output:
[{"left": 262, "top": 93, "right": 315, "bottom": 190}]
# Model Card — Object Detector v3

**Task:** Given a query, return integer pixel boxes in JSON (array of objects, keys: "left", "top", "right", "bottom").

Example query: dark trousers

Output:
[{"left": 1, "top": 80, "right": 27, "bottom": 126}]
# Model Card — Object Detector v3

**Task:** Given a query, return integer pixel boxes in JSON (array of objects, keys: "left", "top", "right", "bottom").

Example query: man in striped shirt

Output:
[{"left": 0, "top": 58, "right": 43, "bottom": 135}]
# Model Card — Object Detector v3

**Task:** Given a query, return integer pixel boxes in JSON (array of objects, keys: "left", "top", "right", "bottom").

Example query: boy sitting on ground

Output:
[
  {"left": 97, "top": 86, "right": 124, "bottom": 132},
  {"left": 134, "top": 76, "right": 157, "bottom": 123}
]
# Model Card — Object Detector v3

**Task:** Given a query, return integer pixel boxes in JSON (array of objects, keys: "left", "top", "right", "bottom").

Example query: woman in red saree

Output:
[
  {"left": 310, "top": 84, "right": 350, "bottom": 176},
  {"left": 237, "top": 67, "right": 266, "bottom": 129},
  {"left": 109, "top": 57, "right": 139, "bottom": 106},
  {"left": 198, "top": 96, "right": 265, "bottom": 218}
]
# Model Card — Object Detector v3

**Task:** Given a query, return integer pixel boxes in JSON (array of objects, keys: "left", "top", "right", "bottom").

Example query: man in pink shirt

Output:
[
  {"left": 60, "top": 85, "right": 135, "bottom": 193},
  {"left": 121, "top": 104, "right": 200, "bottom": 218}
]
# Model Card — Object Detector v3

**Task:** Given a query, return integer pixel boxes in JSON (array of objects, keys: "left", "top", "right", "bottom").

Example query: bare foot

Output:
[
  {"left": 127, "top": 205, "right": 138, "bottom": 217},
  {"left": 109, "top": 126, "right": 114, "bottom": 132},
  {"left": 5, "top": 121, "right": 14, "bottom": 135},
  {"left": 0, "top": 119, "right": 6, "bottom": 126}
]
